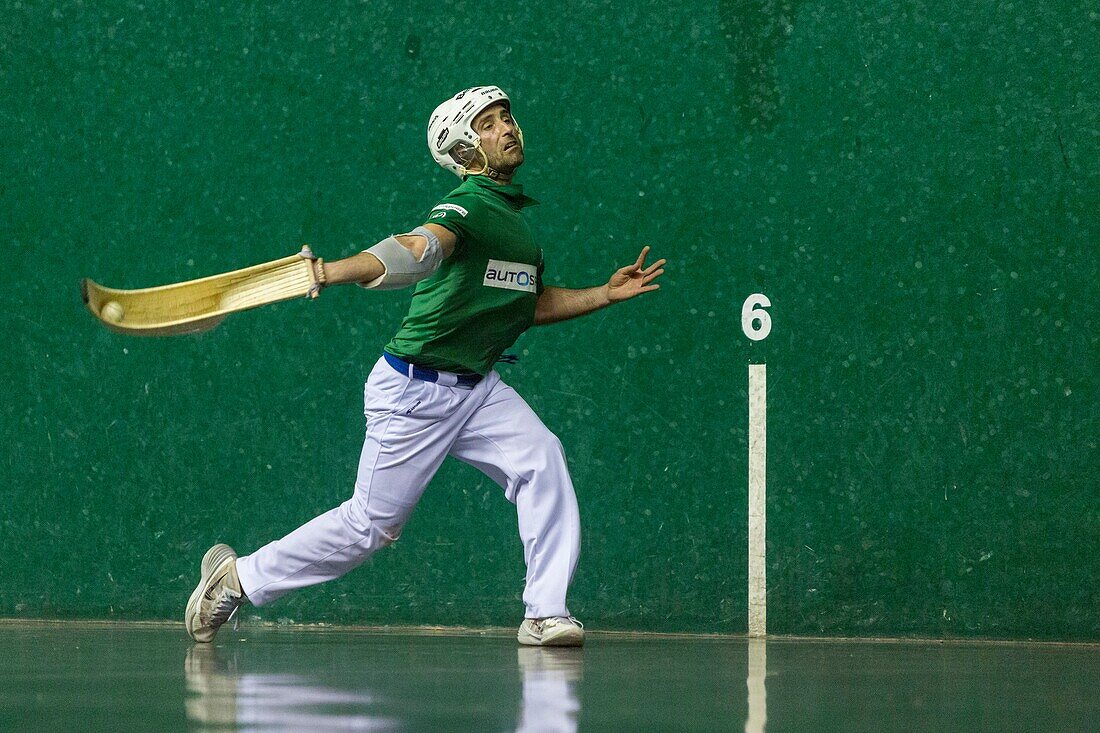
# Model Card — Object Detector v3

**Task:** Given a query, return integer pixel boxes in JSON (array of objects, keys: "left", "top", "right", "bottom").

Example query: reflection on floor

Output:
[
  {"left": 1, "top": 621, "right": 1097, "bottom": 732},
  {"left": 186, "top": 644, "right": 401, "bottom": 731},
  {"left": 745, "top": 638, "right": 766, "bottom": 733},
  {"left": 185, "top": 642, "right": 584, "bottom": 732}
]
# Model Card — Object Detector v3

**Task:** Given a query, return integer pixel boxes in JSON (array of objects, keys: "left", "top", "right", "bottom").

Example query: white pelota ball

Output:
[{"left": 101, "top": 301, "right": 124, "bottom": 323}]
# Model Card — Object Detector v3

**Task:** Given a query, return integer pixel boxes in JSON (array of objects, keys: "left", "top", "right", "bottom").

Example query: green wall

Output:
[{"left": 2, "top": 0, "right": 1096, "bottom": 639}]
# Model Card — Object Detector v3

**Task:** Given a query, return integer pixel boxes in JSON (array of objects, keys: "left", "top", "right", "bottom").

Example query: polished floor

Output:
[{"left": 0, "top": 621, "right": 1096, "bottom": 732}]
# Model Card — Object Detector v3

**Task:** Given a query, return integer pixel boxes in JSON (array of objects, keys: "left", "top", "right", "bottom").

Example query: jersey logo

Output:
[
  {"left": 484, "top": 260, "right": 537, "bottom": 293},
  {"left": 430, "top": 203, "right": 468, "bottom": 217}
]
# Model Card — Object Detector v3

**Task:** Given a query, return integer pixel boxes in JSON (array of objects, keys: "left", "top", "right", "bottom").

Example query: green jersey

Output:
[{"left": 384, "top": 175, "right": 544, "bottom": 375}]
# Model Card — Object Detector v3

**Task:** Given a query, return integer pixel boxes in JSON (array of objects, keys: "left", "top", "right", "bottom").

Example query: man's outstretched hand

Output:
[{"left": 606, "top": 246, "right": 666, "bottom": 303}]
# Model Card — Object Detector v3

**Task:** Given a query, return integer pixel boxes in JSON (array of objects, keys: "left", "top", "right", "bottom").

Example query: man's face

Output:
[{"left": 472, "top": 102, "right": 523, "bottom": 174}]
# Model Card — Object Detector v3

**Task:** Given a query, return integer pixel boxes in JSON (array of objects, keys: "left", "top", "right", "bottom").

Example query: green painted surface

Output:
[
  {"left": 1, "top": 623, "right": 1098, "bottom": 732},
  {"left": 1, "top": 1, "right": 1096, "bottom": 638}
]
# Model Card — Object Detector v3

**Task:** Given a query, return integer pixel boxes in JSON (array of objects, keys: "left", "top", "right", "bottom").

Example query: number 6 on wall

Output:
[{"left": 741, "top": 294, "right": 772, "bottom": 341}]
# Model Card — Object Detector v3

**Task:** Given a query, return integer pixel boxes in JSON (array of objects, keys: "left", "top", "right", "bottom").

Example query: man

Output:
[{"left": 185, "top": 86, "right": 666, "bottom": 647}]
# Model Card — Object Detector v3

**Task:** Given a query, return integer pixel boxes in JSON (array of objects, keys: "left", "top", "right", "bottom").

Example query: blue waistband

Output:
[{"left": 383, "top": 351, "right": 483, "bottom": 388}]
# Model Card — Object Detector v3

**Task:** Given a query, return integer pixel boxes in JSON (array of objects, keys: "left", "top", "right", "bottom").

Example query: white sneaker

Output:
[
  {"left": 185, "top": 544, "right": 245, "bottom": 643},
  {"left": 517, "top": 616, "right": 585, "bottom": 647}
]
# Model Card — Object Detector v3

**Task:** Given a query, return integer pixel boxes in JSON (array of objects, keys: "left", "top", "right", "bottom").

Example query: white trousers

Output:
[{"left": 236, "top": 355, "right": 581, "bottom": 619}]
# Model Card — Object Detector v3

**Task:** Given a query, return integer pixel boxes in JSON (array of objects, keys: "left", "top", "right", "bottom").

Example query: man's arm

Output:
[
  {"left": 533, "top": 286, "right": 610, "bottom": 326},
  {"left": 534, "top": 246, "right": 666, "bottom": 326},
  {"left": 322, "top": 224, "right": 458, "bottom": 286}
]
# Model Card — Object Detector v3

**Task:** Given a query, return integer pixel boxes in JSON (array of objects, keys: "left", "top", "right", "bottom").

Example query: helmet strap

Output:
[{"left": 462, "top": 144, "right": 508, "bottom": 181}]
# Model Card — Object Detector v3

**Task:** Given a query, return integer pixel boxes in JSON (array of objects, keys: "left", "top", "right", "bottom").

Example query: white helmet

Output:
[{"left": 427, "top": 86, "right": 523, "bottom": 177}]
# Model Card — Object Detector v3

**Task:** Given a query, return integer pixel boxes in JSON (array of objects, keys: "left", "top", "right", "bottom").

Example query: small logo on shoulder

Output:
[
  {"left": 431, "top": 203, "right": 468, "bottom": 217},
  {"left": 484, "top": 260, "right": 537, "bottom": 293}
]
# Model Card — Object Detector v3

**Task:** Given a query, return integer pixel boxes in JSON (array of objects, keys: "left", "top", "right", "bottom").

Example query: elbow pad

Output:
[{"left": 359, "top": 226, "right": 444, "bottom": 290}]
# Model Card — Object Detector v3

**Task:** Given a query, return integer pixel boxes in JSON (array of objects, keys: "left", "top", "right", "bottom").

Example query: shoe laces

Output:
[
  {"left": 208, "top": 590, "right": 241, "bottom": 629},
  {"left": 544, "top": 616, "right": 583, "bottom": 630}
]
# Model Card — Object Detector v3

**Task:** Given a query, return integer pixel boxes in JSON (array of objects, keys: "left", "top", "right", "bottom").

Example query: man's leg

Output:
[
  {"left": 447, "top": 373, "right": 582, "bottom": 621},
  {"left": 234, "top": 359, "right": 483, "bottom": 606}
]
